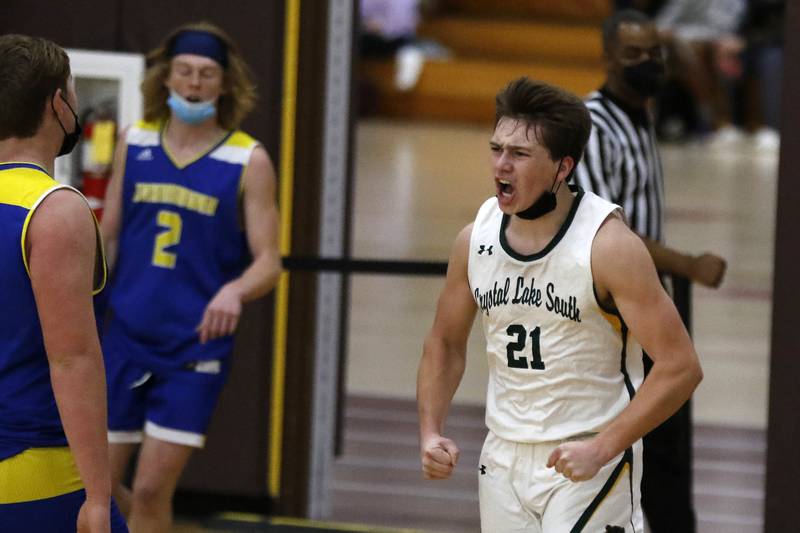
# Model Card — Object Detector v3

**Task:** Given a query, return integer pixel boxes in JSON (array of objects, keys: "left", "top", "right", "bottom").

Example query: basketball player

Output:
[
  {"left": 417, "top": 78, "right": 703, "bottom": 532},
  {"left": 0, "top": 34, "right": 126, "bottom": 532},
  {"left": 100, "top": 22, "right": 281, "bottom": 531}
]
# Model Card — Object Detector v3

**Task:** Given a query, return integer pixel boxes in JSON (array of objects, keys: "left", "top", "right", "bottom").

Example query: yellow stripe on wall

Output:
[{"left": 270, "top": 0, "right": 301, "bottom": 500}]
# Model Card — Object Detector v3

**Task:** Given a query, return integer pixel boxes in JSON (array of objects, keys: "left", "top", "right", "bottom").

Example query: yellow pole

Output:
[{"left": 270, "top": 0, "right": 301, "bottom": 500}]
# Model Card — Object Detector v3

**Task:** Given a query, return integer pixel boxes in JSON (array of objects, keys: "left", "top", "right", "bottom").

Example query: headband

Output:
[{"left": 168, "top": 30, "right": 228, "bottom": 68}]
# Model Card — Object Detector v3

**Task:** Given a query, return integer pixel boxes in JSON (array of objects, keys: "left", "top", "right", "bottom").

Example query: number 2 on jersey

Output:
[
  {"left": 505, "top": 324, "right": 545, "bottom": 370},
  {"left": 151, "top": 210, "right": 182, "bottom": 269}
]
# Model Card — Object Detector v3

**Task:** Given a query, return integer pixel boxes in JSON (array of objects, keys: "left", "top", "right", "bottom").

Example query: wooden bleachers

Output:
[
  {"left": 436, "top": 0, "right": 610, "bottom": 20},
  {"left": 416, "top": 18, "right": 603, "bottom": 64},
  {"left": 358, "top": 0, "right": 611, "bottom": 124}
]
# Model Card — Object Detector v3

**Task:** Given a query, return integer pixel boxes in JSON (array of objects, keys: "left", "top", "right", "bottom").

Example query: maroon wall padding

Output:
[
  {"left": 1, "top": 0, "right": 330, "bottom": 514},
  {"left": 0, "top": 1, "right": 121, "bottom": 50},
  {"left": 764, "top": 2, "right": 799, "bottom": 531},
  {"left": 273, "top": 0, "right": 327, "bottom": 517}
]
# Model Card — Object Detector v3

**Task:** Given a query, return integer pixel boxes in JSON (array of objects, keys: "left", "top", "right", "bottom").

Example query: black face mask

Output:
[
  {"left": 622, "top": 59, "right": 666, "bottom": 97},
  {"left": 516, "top": 160, "right": 562, "bottom": 220},
  {"left": 52, "top": 93, "right": 82, "bottom": 157}
]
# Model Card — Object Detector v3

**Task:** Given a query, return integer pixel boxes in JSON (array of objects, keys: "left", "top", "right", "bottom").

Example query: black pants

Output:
[{"left": 641, "top": 354, "right": 696, "bottom": 533}]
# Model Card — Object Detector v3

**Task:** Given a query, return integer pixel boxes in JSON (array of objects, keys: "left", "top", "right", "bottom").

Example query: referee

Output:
[{"left": 575, "top": 9, "right": 727, "bottom": 533}]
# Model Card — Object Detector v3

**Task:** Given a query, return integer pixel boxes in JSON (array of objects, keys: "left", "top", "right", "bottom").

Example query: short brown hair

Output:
[
  {"left": 495, "top": 77, "right": 591, "bottom": 173},
  {"left": 0, "top": 34, "right": 70, "bottom": 140},
  {"left": 141, "top": 22, "right": 257, "bottom": 130}
]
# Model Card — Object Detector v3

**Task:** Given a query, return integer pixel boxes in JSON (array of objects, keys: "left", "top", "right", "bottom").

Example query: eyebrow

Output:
[
  {"left": 490, "top": 141, "right": 532, "bottom": 151},
  {"left": 173, "top": 61, "right": 220, "bottom": 71}
]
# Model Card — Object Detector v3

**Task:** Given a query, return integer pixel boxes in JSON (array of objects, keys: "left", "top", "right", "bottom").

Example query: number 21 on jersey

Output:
[
  {"left": 151, "top": 210, "right": 182, "bottom": 269},
  {"left": 506, "top": 324, "right": 545, "bottom": 370}
]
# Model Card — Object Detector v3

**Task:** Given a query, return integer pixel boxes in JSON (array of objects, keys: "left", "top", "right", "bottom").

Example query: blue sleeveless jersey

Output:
[
  {"left": 104, "top": 121, "right": 255, "bottom": 371},
  {"left": 0, "top": 163, "right": 106, "bottom": 461}
]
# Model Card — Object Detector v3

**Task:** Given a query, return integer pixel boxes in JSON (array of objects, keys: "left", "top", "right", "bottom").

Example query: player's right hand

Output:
[
  {"left": 197, "top": 282, "right": 243, "bottom": 343},
  {"left": 420, "top": 434, "right": 460, "bottom": 480},
  {"left": 77, "top": 499, "right": 111, "bottom": 533}
]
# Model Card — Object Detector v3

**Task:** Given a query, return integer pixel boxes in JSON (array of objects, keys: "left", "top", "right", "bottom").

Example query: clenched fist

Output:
[
  {"left": 546, "top": 439, "right": 607, "bottom": 482},
  {"left": 420, "top": 434, "right": 460, "bottom": 480}
]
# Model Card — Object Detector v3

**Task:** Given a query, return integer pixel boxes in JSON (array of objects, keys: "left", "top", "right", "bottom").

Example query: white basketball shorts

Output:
[{"left": 478, "top": 430, "right": 644, "bottom": 532}]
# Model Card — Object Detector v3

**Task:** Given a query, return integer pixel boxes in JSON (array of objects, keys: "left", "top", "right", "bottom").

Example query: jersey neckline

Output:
[
  {"left": 159, "top": 121, "right": 233, "bottom": 170},
  {"left": 0, "top": 162, "right": 51, "bottom": 175},
  {"left": 498, "top": 186, "right": 585, "bottom": 262}
]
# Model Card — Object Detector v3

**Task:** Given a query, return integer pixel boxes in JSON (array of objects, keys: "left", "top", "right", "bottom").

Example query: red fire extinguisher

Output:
[{"left": 79, "top": 102, "right": 117, "bottom": 221}]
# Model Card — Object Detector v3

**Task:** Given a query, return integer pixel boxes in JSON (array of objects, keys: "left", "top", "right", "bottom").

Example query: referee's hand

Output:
[
  {"left": 689, "top": 253, "right": 727, "bottom": 288},
  {"left": 420, "top": 434, "right": 460, "bottom": 480}
]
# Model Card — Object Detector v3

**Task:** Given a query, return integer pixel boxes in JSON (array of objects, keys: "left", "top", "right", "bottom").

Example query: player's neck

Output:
[
  {"left": 0, "top": 138, "right": 55, "bottom": 175},
  {"left": 505, "top": 188, "right": 575, "bottom": 255},
  {"left": 164, "top": 116, "right": 226, "bottom": 151}
]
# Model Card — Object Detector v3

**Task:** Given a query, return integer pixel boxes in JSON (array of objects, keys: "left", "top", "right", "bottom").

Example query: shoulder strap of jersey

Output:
[{"left": 21, "top": 185, "right": 107, "bottom": 294}]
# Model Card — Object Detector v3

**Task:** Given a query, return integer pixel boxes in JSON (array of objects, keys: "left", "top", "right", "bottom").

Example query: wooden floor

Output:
[
  {"left": 175, "top": 395, "right": 765, "bottom": 532},
  {"left": 177, "top": 118, "right": 775, "bottom": 532},
  {"left": 347, "top": 119, "right": 775, "bottom": 429},
  {"left": 340, "top": 119, "right": 775, "bottom": 532},
  {"left": 328, "top": 395, "right": 765, "bottom": 533}
]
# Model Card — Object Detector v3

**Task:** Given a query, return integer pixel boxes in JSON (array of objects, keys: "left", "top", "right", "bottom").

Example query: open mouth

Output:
[
  {"left": 186, "top": 96, "right": 201, "bottom": 103},
  {"left": 496, "top": 179, "right": 514, "bottom": 198}
]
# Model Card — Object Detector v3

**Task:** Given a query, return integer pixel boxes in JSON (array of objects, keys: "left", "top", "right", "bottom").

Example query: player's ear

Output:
[
  {"left": 50, "top": 88, "right": 67, "bottom": 121},
  {"left": 51, "top": 88, "right": 63, "bottom": 109},
  {"left": 559, "top": 157, "right": 575, "bottom": 182}
]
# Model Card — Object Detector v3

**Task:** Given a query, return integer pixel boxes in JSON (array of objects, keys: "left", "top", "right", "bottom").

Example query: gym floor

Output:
[{"left": 178, "top": 118, "right": 775, "bottom": 532}]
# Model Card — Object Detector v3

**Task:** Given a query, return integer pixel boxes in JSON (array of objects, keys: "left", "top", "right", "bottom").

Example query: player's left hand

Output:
[
  {"left": 546, "top": 439, "right": 607, "bottom": 482},
  {"left": 197, "top": 283, "right": 243, "bottom": 343}
]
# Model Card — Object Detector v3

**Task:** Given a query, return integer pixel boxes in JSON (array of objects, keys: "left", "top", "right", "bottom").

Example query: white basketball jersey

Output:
[{"left": 468, "top": 189, "right": 644, "bottom": 443}]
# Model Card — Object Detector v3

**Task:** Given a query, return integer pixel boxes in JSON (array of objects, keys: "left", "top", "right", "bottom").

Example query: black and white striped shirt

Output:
[{"left": 575, "top": 88, "right": 665, "bottom": 242}]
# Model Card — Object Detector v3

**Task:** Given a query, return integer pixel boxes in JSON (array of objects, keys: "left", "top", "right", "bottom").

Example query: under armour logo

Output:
[
  {"left": 479, "top": 465, "right": 487, "bottom": 475},
  {"left": 605, "top": 526, "right": 624, "bottom": 533},
  {"left": 478, "top": 245, "right": 493, "bottom": 255}
]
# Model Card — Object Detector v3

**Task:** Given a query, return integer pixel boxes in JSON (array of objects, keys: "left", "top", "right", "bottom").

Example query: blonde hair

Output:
[{"left": 140, "top": 22, "right": 257, "bottom": 130}]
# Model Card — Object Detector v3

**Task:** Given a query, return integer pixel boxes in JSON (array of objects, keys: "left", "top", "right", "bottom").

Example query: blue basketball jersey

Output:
[
  {"left": 0, "top": 163, "right": 106, "bottom": 461},
  {"left": 104, "top": 121, "right": 256, "bottom": 371}
]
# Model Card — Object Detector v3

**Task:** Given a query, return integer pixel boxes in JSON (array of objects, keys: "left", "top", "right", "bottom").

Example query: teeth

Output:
[{"left": 499, "top": 179, "right": 511, "bottom": 185}]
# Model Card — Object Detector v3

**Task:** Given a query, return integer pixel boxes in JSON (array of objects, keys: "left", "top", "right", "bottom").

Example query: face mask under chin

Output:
[{"left": 167, "top": 90, "right": 218, "bottom": 125}]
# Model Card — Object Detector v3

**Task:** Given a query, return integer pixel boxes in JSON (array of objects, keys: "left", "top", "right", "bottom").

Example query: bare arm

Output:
[
  {"left": 548, "top": 216, "right": 702, "bottom": 481},
  {"left": 99, "top": 129, "right": 128, "bottom": 273},
  {"left": 417, "top": 224, "right": 477, "bottom": 479},
  {"left": 197, "top": 145, "right": 282, "bottom": 343},
  {"left": 28, "top": 190, "right": 111, "bottom": 519},
  {"left": 232, "top": 146, "right": 282, "bottom": 300},
  {"left": 641, "top": 236, "right": 726, "bottom": 288}
]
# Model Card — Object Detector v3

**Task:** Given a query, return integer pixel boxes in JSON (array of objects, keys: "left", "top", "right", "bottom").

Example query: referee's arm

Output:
[{"left": 576, "top": 124, "right": 726, "bottom": 288}]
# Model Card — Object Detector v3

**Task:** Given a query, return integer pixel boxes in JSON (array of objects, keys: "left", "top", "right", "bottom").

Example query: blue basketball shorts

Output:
[{"left": 105, "top": 353, "right": 228, "bottom": 448}]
